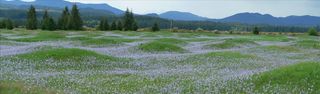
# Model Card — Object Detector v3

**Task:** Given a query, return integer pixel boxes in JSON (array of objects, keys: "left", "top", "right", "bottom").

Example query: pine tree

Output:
[
  {"left": 253, "top": 27, "right": 259, "bottom": 35},
  {"left": 123, "top": 9, "right": 131, "bottom": 31},
  {"left": 132, "top": 21, "right": 138, "bottom": 31},
  {"left": 68, "top": 4, "right": 83, "bottom": 30},
  {"left": 98, "top": 17, "right": 109, "bottom": 31},
  {"left": 0, "top": 20, "right": 5, "bottom": 29},
  {"left": 58, "top": 7, "right": 70, "bottom": 30},
  {"left": 111, "top": 21, "right": 117, "bottom": 30},
  {"left": 47, "top": 18, "right": 56, "bottom": 31},
  {"left": 41, "top": 10, "right": 49, "bottom": 30},
  {"left": 26, "top": 5, "right": 37, "bottom": 30},
  {"left": 117, "top": 21, "right": 123, "bottom": 31},
  {"left": 152, "top": 22, "right": 160, "bottom": 32},
  {"left": 5, "top": 19, "right": 14, "bottom": 30}
]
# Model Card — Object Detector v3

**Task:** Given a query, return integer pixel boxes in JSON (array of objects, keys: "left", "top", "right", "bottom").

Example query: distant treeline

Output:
[{"left": 0, "top": 5, "right": 319, "bottom": 32}]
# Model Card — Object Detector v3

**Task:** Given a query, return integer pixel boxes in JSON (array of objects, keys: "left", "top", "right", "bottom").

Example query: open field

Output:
[{"left": 0, "top": 29, "right": 320, "bottom": 93}]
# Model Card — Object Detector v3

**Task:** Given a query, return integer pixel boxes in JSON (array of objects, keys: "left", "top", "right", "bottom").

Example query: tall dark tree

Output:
[
  {"left": 26, "top": 5, "right": 37, "bottom": 30},
  {"left": 41, "top": 10, "right": 56, "bottom": 31},
  {"left": 0, "top": 20, "right": 5, "bottom": 29},
  {"left": 152, "top": 22, "right": 160, "bottom": 32},
  {"left": 98, "top": 17, "right": 109, "bottom": 31},
  {"left": 41, "top": 10, "right": 49, "bottom": 30},
  {"left": 58, "top": 7, "right": 70, "bottom": 30},
  {"left": 68, "top": 4, "right": 83, "bottom": 30},
  {"left": 117, "top": 21, "right": 123, "bottom": 31},
  {"left": 253, "top": 27, "right": 260, "bottom": 35},
  {"left": 132, "top": 21, "right": 138, "bottom": 31},
  {"left": 5, "top": 19, "right": 14, "bottom": 30},
  {"left": 111, "top": 21, "right": 117, "bottom": 30}
]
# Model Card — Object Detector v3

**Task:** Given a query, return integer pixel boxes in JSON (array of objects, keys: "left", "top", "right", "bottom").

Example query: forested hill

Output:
[{"left": 0, "top": 3, "right": 318, "bottom": 32}]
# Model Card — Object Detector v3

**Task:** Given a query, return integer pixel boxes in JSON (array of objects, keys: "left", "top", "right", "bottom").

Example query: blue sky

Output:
[{"left": 23, "top": 0, "right": 320, "bottom": 18}]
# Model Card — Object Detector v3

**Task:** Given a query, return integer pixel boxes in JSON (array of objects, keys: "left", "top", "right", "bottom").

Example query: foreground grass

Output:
[
  {"left": 250, "top": 62, "right": 320, "bottom": 93},
  {"left": 0, "top": 81, "right": 55, "bottom": 94},
  {"left": 16, "top": 48, "right": 118, "bottom": 62},
  {"left": 295, "top": 40, "right": 320, "bottom": 49},
  {"left": 14, "top": 31, "right": 66, "bottom": 42}
]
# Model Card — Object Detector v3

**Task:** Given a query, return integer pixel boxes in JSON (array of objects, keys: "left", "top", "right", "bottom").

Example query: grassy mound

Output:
[
  {"left": 250, "top": 62, "right": 320, "bottom": 93},
  {"left": 294, "top": 40, "right": 320, "bottom": 49},
  {"left": 155, "top": 38, "right": 188, "bottom": 45},
  {"left": 259, "top": 46, "right": 301, "bottom": 53},
  {"left": 206, "top": 39, "right": 257, "bottom": 49},
  {"left": 138, "top": 41, "right": 186, "bottom": 53},
  {"left": 14, "top": 32, "right": 66, "bottom": 42},
  {"left": 16, "top": 48, "right": 117, "bottom": 61},
  {"left": 81, "top": 38, "right": 135, "bottom": 47}
]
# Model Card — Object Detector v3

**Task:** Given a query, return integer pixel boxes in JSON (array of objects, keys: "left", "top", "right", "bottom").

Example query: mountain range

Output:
[{"left": 1, "top": 0, "right": 320, "bottom": 27}]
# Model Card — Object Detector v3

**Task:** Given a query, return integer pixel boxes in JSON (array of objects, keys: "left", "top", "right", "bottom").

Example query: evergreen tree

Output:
[
  {"left": 0, "top": 20, "right": 5, "bottom": 29},
  {"left": 41, "top": 10, "right": 56, "bottom": 31},
  {"left": 253, "top": 27, "right": 260, "bottom": 35},
  {"left": 123, "top": 9, "right": 132, "bottom": 31},
  {"left": 41, "top": 10, "right": 49, "bottom": 30},
  {"left": 98, "top": 17, "right": 109, "bottom": 31},
  {"left": 132, "top": 21, "right": 138, "bottom": 31},
  {"left": 117, "top": 21, "right": 123, "bottom": 31},
  {"left": 47, "top": 18, "right": 56, "bottom": 31},
  {"left": 308, "top": 28, "right": 318, "bottom": 36},
  {"left": 5, "top": 19, "right": 14, "bottom": 30},
  {"left": 152, "top": 22, "right": 160, "bottom": 32},
  {"left": 26, "top": 5, "right": 37, "bottom": 30},
  {"left": 111, "top": 21, "right": 117, "bottom": 30},
  {"left": 58, "top": 7, "right": 70, "bottom": 30},
  {"left": 68, "top": 4, "right": 83, "bottom": 30}
]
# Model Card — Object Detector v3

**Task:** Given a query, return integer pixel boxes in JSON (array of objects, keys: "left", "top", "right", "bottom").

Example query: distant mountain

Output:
[
  {"left": 145, "top": 13, "right": 159, "bottom": 18},
  {"left": 218, "top": 12, "right": 320, "bottom": 26},
  {"left": 0, "top": 0, "right": 123, "bottom": 15},
  {"left": 159, "top": 11, "right": 209, "bottom": 21}
]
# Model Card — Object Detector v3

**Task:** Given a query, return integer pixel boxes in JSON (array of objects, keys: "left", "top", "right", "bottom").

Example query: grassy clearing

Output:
[
  {"left": 205, "top": 38, "right": 257, "bottom": 49},
  {"left": 14, "top": 31, "right": 66, "bottom": 42},
  {"left": 16, "top": 48, "right": 117, "bottom": 62},
  {"left": 294, "top": 40, "right": 320, "bottom": 49},
  {"left": 155, "top": 38, "right": 188, "bottom": 45},
  {"left": 81, "top": 37, "right": 136, "bottom": 47},
  {"left": 249, "top": 62, "right": 320, "bottom": 93},
  {"left": 259, "top": 46, "right": 301, "bottom": 53},
  {"left": 138, "top": 41, "right": 186, "bottom": 53},
  {"left": 240, "top": 35, "right": 292, "bottom": 42}
]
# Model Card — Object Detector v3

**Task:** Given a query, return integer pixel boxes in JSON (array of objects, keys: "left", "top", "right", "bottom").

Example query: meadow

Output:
[{"left": 0, "top": 29, "right": 319, "bottom": 93}]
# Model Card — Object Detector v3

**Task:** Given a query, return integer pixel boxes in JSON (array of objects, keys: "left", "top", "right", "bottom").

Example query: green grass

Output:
[
  {"left": 16, "top": 48, "right": 117, "bottom": 62},
  {"left": 14, "top": 31, "right": 66, "bottom": 42},
  {"left": 81, "top": 38, "right": 135, "bottom": 47},
  {"left": 0, "top": 81, "right": 55, "bottom": 94},
  {"left": 294, "top": 40, "right": 320, "bottom": 49},
  {"left": 206, "top": 38, "right": 257, "bottom": 49},
  {"left": 240, "top": 35, "right": 292, "bottom": 42},
  {"left": 259, "top": 46, "right": 301, "bottom": 53},
  {"left": 138, "top": 41, "right": 186, "bottom": 53},
  {"left": 249, "top": 62, "right": 320, "bottom": 93},
  {"left": 155, "top": 38, "right": 188, "bottom": 45}
]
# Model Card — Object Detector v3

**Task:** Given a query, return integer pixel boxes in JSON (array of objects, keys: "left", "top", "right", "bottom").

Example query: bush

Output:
[
  {"left": 253, "top": 27, "right": 259, "bottom": 35},
  {"left": 308, "top": 28, "right": 318, "bottom": 36}
]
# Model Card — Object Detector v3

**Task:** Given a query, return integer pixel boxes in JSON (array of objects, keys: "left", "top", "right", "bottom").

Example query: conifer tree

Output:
[
  {"left": 41, "top": 10, "right": 49, "bottom": 30},
  {"left": 47, "top": 18, "right": 56, "bottom": 31},
  {"left": 132, "top": 21, "right": 138, "bottom": 31},
  {"left": 5, "top": 19, "right": 14, "bottom": 30},
  {"left": 111, "top": 21, "right": 117, "bottom": 30},
  {"left": 152, "top": 22, "right": 160, "bottom": 32},
  {"left": 58, "top": 7, "right": 70, "bottom": 30},
  {"left": 26, "top": 5, "right": 37, "bottom": 30},
  {"left": 117, "top": 21, "right": 123, "bottom": 31},
  {"left": 253, "top": 27, "right": 260, "bottom": 35},
  {"left": 68, "top": 4, "right": 83, "bottom": 30},
  {"left": 98, "top": 17, "right": 109, "bottom": 31},
  {"left": 0, "top": 20, "right": 5, "bottom": 29}
]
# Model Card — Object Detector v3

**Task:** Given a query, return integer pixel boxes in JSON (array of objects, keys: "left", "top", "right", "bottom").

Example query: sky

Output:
[{"left": 23, "top": 0, "right": 320, "bottom": 19}]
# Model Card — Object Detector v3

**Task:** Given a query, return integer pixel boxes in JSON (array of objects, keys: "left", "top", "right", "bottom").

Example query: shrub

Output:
[{"left": 308, "top": 28, "right": 318, "bottom": 36}]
